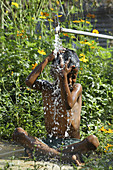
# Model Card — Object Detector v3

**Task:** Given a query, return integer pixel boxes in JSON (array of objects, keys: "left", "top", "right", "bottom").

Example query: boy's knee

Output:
[
  {"left": 13, "top": 127, "right": 28, "bottom": 141},
  {"left": 87, "top": 135, "right": 99, "bottom": 148}
]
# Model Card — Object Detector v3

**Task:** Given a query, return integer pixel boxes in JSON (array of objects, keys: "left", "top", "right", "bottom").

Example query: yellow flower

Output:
[
  {"left": 17, "top": 30, "right": 25, "bottom": 37},
  {"left": 39, "top": 36, "right": 41, "bottom": 40},
  {"left": 63, "top": 33, "right": 68, "bottom": 37},
  {"left": 27, "top": 88, "right": 30, "bottom": 91},
  {"left": 71, "top": 36, "right": 75, "bottom": 39},
  {"left": 86, "top": 21, "right": 90, "bottom": 24},
  {"left": 6, "top": 10, "right": 8, "bottom": 14},
  {"left": 107, "top": 144, "right": 113, "bottom": 147},
  {"left": 104, "top": 150, "right": 107, "bottom": 153},
  {"left": 44, "top": 12, "right": 49, "bottom": 17},
  {"left": 92, "top": 29, "right": 99, "bottom": 34},
  {"left": 105, "top": 146, "right": 108, "bottom": 150},
  {"left": 92, "top": 14, "right": 96, "bottom": 18},
  {"left": 45, "top": 13, "right": 49, "bottom": 17},
  {"left": 73, "top": 20, "right": 80, "bottom": 23},
  {"left": 87, "top": 13, "right": 95, "bottom": 18},
  {"left": 80, "top": 41, "right": 85, "bottom": 44},
  {"left": 38, "top": 49, "right": 46, "bottom": 55},
  {"left": 92, "top": 41, "right": 94, "bottom": 44},
  {"left": 80, "top": 19, "right": 85, "bottom": 23},
  {"left": 32, "top": 17, "right": 34, "bottom": 20},
  {"left": 50, "top": 8, "right": 54, "bottom": 10},
  {"left": 79, "top": 54, "right": 88, "bottom": 63},
  {"left": 40, "top": 11, "right": 43, "bottom": 15},
  {"left": 99, "top": 126, "right": 106, "bottom": 132},
  {"left": 108, "top": 122, "right": 111, "bottom": 126},
  {"left": 19, "top": 33, "right": 23, "bottom": 36},
  {"left": 104, "top": 144, "right": 113, "bottom": 153},
  {"left": 56, "top": 1, "right": 59, "bottom": 5},
  {"left": 85, "top": 42, "right": 92, "bottom": 46},
  {"left": 40, "top": 12, "right": 49, "bottom": 17},
  {"left": 105, "top": 129, "right": 113, "bottom": 133},
  {"left": 48, "top": 19, "right": 53, "bottom": 22},
  {"left": 80, "top": 57, "right": 88, "bottom": 63},
  {"left": 39, "top": 16, "right": 46, "bottom": 19},
  {"left": 32, "top": 63, "right": 37, "bottom": 70},
  {"left": 58, "top": 15, "right": 62, "bottom": 17},
  {"left": 79, "top": 53, "right": 85, "bottom": 57},
  {"left": 91, "top": 46, "right": 95, "bottom": 49},
  {"left": 11, "top": 2, "right": 19, "bottom": 8},
  {"left": 11, "top": 71, "right": 13, "bottom": 76}
]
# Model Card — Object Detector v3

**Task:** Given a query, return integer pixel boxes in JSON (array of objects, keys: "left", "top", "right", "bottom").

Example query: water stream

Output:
[{"left": 54, "top": 33, "right": 63, "bottom": 58}]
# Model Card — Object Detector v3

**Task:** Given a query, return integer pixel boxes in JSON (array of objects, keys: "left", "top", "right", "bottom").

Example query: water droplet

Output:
[
  {"left": 65, "top": 131, "right": 69, "bottom": 137},
  {"left": 72, "top": 146, "right": 74, "bottom": 150}
]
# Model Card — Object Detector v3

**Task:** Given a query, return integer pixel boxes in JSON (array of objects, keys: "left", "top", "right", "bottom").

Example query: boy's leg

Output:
[
  {"left": 13, "top": 127, "right": 60, "bottom": 158},
  {"left": 60, "top": 135, "right": 99, "bottom": 155},
  {"left": 13, "top": 127, "right": 99, "bottom": 162}
]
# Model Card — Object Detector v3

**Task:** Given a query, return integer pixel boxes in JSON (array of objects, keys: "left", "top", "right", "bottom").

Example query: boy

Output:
[{"left": 13, "top": 49, "right": 99, "bottom": 165}]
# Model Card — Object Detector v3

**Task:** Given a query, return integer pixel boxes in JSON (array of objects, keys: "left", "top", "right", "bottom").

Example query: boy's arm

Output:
[
  {"left": 25, "top": 53, "right": 55, "bottom": 90},
  {"left": 59, "top": 74, "right": 82, "bottom": 110},
  {"left": 59, "top": 60, "right": 82, "bottom": 110}
]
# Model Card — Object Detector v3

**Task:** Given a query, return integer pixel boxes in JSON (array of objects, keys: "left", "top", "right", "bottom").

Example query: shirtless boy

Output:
[{"left": 13, "top": 49, "right": 99, "bottom": 165}]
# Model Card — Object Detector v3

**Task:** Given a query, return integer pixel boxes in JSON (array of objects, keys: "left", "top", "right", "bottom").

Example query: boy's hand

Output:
[
  {"left": 47, "top": 52, "right": 55, "bottom": 62},
  {"left": 48, "top": 48, "right": 66, "bottom": 62},
  {"left": 59, "top": 55, "right": 72, "bottom": 75}
]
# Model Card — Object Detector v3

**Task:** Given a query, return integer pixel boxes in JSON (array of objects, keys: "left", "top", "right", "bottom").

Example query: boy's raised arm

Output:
[{"left": 25, "top": 52, "right": 55, "bottom": 89}]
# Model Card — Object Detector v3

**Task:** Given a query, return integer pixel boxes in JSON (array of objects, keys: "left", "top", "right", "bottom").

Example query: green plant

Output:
[{"left": 0, "top": 0, "right": 113, "bottom": 169}]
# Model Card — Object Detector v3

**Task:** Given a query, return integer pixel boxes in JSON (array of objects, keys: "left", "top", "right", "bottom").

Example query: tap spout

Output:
[{"left": 61, "top": 27, "right": 113, "bottom": 40}]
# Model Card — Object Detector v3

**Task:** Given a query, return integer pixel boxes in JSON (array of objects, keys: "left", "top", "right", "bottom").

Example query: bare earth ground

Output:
[
  {"left": 0, "top": 140, "right": 113, "bottom": 170},
  {"left": 0, "top": 159, "right": 75, "bottom": 170},
  {"left": 0, "top": 140, "right": 77, "bottom": 170}
]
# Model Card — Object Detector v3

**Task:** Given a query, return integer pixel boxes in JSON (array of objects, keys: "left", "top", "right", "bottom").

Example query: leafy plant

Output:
[{"left": 0, "top": 0, "right": 113, "bottom": 169}]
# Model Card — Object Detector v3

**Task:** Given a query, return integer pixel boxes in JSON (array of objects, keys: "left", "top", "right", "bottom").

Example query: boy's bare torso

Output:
[{"left": 36, "top": 80, "right": 82, "bottom": 139}]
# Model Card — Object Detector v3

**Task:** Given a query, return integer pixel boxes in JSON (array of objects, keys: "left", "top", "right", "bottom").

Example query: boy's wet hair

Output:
[{"left": 52, "top": 48, "right": 80, "bottom": 69}]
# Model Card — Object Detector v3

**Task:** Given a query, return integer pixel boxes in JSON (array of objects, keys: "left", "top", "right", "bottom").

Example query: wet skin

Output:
[
  {"left": 13, "top": 51, "right": 99, "bottom": 164},
  {"left": 26, "top": 52, "right": 82, "bottom": 138}
]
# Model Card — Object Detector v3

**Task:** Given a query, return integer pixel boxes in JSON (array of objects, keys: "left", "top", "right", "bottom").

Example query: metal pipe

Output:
[{"left": 61, "top": 27, "right": 113, "bottom": 40}]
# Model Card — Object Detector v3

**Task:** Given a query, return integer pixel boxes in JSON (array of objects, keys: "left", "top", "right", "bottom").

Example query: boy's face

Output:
[{"left": 68, "top": 66, "right": 78, "bottom": 85}]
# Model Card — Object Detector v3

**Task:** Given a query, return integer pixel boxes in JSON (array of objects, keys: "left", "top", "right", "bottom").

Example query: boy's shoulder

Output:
[
  {"left": 36, "top": 79, "right": 53, "bottom": 90},
  {"left": 73, "top": 83, "right": 82, "bottom": 90}
]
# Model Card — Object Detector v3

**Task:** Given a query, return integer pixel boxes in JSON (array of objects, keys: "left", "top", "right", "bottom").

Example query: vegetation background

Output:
[{"left": 0, "top": 0, "right": 113, "bottom": 169}]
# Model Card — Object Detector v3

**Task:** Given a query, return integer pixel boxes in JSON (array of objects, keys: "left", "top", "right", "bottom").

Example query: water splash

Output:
[{"left": 53, "top": 33, "right": 63, "bottom": 58}]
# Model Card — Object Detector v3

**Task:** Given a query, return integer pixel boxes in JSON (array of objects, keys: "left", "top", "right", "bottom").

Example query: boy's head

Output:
[
  {"left": 50, "top": 49, "right": 80, "bottom": 81},
  {"left": 52, "top": 49, "right": 80, "bottom": 69},
  {"left": 52, "top": 48, "right": 80, "bottom": 69}
]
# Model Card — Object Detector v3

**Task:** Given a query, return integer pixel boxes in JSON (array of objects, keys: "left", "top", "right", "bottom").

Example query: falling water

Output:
[
  {"left": 50, "top": 32, "right": 71, "bottom": 140},
  {"left": 53, "top": 33, "right": 63, "bottom": 58}
]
